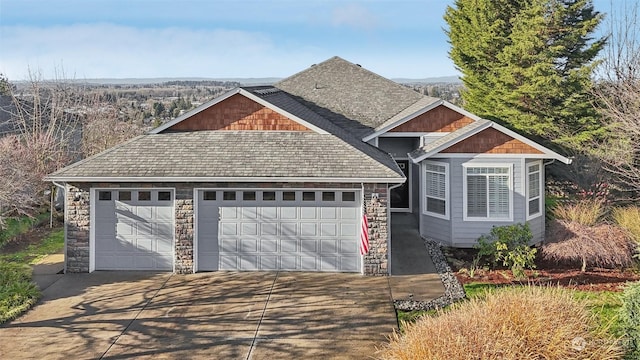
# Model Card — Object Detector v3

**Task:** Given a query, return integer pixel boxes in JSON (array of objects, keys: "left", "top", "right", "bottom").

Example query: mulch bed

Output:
[{"left": 446, "top": 248, "right": 640, "bottom": 292}]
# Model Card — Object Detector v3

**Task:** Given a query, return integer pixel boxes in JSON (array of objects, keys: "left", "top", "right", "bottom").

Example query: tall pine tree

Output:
[{"left": 445, "top": 0, "right": 606, "bottom": 146}]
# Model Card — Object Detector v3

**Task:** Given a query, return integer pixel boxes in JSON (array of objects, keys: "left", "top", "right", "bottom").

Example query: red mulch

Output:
[{"left": 447, "top": 248, "right": 640, "bottom": 292}]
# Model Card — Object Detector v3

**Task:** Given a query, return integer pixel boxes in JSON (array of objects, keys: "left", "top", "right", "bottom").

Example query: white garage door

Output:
[
  {"left": 94, "top": 189, "right": 174, "bottom": 270},
  {"left": 197, "top": 189, "right": 361, "bottom": 272}
]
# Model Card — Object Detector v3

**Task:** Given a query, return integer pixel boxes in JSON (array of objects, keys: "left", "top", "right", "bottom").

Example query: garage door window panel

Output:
[
  {"left": 119, "top": 191, "right": 131, "bottom": 201},
  {"left": 99, "top": 191, "right": 112, "bottom": 201},
  {"left": 223, "top": 191, "right": 236, "bottom": 201},
  {"left": 138, "top": 191, "right": 151, "bottom": 201},
  {"left": 262, "top": 191, "right": 276, "bottom": 201}
]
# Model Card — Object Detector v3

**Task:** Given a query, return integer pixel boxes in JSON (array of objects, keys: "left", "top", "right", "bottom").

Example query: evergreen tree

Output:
[{"left": 445, "top": 0, "right": 606, "bottom": 146}]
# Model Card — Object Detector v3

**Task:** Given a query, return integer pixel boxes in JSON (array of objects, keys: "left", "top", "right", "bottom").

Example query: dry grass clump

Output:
[
  {"left": 613, "top": 206, "right": 640, "bottom": 245},
  {"left": 552, "top": 199, "right": 606, "bottom": 226},
  {"left": 542, "top": 220, "right": 635, "bottom": 271},
  {"left": 377, "top": 286, "right": 623, "bottom": 360}
]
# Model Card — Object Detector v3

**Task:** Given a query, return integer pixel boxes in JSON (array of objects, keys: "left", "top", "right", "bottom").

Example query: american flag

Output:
[{"left": 360, "top": 212, "right": 369, "bottom": 255}]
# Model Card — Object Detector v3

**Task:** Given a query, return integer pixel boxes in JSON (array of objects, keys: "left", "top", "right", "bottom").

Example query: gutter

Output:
[{"left": 52, "top": 181, "right": 67, "bottom": 274}]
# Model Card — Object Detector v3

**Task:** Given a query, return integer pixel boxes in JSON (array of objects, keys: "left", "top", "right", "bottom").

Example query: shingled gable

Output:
[
  {"left": 150, "top": 87, "right": 328, "bottom": 135},
  {"left": 362, "top": 100, "right": 478, "bottom": 141},
  {"left": 409, "top": 119, "right": 572, "bottom": 164}
]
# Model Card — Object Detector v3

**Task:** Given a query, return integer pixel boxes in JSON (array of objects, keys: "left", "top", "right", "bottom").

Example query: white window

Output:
[
  {"left": 527, "top": 162, "right": 543, "bottom": 219},
  {"left": 423, "top": 161, "right": 449, "bottom": 219},
  {"left": 464, "top": 165, "right": 512, "bottom": 221}
]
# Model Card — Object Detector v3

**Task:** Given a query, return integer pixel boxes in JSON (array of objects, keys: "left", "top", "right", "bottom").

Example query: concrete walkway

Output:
[
  {"left": 31, "top": 252, "right": 64, "bottom": 291},
  {"left": 389, "top": 213, "right": 446, "bottom": 302}
]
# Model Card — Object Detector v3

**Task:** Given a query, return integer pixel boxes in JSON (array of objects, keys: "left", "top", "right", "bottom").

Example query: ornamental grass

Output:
[{"left": 377, "top": 286, "right": 623, "bottom": 360}]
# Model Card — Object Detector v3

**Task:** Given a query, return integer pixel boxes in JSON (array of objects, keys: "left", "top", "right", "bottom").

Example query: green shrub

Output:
[
  {"left": 620, "top": 281, "right": 640, "bottom": 359},
  {"left": 476, "top": 223, "right": 537, "bottom": 279},
  {"left": 379, "top": 286, "right": 623, "bottom": 360},
  {"left": 0, "top": 261, "right": 40, "bottom": 323}
]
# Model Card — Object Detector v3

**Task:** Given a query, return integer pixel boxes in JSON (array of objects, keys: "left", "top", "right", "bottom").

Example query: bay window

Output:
[
  {"left": 527, "top": 162, "right": 542, "bottom": 218},
  {"left": 464, "top": 165, "right": 512, "bottom": 220},
  {"left": 423, "top": 161, "right": 449, "bottom": 219}
]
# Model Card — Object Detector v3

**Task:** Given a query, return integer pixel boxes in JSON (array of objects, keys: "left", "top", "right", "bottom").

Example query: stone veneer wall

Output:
[
  {"left": 63, "top": 182, "right": 388, "bottom": 275},
  {"left": 174, "top": 186, "right": 194, "bottom": 274},
  {"left": 65, "top": 183, "right": 91, "bottom": 273},
  {"left": 362, "top": 183, "right": 389, "bottom": 276}
]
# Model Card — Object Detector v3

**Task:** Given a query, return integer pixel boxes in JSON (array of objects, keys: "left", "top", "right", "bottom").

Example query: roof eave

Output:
[{"left": 45, "top": 176, "right": 406, "bottom": 184}]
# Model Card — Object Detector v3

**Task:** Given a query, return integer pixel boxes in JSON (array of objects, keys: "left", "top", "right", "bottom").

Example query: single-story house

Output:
[{"left": 48, "top": 56, "right": 571, "bottom": 276}]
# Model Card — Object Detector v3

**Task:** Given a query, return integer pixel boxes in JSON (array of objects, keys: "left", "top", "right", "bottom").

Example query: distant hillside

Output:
[
  {"left": 392, "top": 76, "right": 461, "bottom": 84},
  {"left": 58, "top": 77, "right": 282, "bottom": 86},
  {"left": 15, "top": 76, "right": 461, "bottom": 86}
]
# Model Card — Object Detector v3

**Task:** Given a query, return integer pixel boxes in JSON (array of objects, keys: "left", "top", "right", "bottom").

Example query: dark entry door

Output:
[{"left": 391, "top": 160, "right": 410, "bottom": 211}]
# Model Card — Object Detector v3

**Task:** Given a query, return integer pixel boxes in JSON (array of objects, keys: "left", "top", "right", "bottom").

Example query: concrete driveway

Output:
[{"left": 0, "top": 272, "right": 397, "bottom": 359}]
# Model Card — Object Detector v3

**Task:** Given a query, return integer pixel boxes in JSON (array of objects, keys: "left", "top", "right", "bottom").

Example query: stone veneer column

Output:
[
  {"left": 362, "top": 183, "right": 389, "bottom": 276},
  {"left": 174, "top": 186, "right": 194, "bottom": 274},
  {"left": 65, "top": 184, "right": 91, "bottom": 273}
]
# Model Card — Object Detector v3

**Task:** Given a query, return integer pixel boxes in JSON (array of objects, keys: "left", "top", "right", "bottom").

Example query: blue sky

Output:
[{"left": 0, "top": 0, "right": 615, "bottom": 80}]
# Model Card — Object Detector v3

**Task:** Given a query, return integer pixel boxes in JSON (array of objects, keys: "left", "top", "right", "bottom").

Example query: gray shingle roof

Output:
[
  {"left": 48, "top": 130, "right": 405, "bottom": 181},
  {"left": 243, "top": 86, "right": 403, "bottom": 176},
  {"left": 275, "top": 56, "right": 425, "bottom": 133}
]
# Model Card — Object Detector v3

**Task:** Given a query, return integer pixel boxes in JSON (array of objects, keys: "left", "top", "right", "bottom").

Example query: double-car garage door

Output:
[
  {"left": 197, "top": 189, "right": 362, "bottom": 272},
  {"left": 93, "top": 188, "right": 362, "bottom": 273}
]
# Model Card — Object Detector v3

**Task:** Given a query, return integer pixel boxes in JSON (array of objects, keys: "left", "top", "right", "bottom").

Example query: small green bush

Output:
[
  {"left": 476, "top": 223, "right": 537, "bottom": 279},
  {"left": 0, "top": 261, "right": 40, "bottom": 323},
  {"left": 620, "top": 281, "right": 640, "bottom": 359}
]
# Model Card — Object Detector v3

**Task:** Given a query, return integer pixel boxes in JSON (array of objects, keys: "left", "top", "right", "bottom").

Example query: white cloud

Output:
[
  {"left": 0, "top": 22, "right": 458, "bottom": 80},
  {"left": 331, "top": 3, "right": 378, "bottom": 31},
  {"left": 0, "top": 23, "right": 324, "bottom": 80}
]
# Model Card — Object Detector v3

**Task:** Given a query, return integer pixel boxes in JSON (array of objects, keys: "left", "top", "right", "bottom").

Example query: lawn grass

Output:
[
  {"left": 397, "top": 283, "right": 623, "bottom": 336},
  {"left": 0, "top": 228, "right": 64, "bottom": 264},
  {"left": 0, "top": 213, "right": 49, "bottom": 248},
  {"left": 0, "top": 221, "right": 64, "bottom": 324}
]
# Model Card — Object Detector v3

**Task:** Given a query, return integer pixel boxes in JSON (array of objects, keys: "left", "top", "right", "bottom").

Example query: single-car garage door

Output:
[
  {"left": 197, "top": 189, "right": 361, "bottom": 272},
  {"left": 94, "top": 189, "right": 174, "bottom": 270}
]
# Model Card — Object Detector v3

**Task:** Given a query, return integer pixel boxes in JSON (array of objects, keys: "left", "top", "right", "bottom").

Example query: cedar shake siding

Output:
[
  {"left": 390, "top": 105, "right": 474, "bottom": 133},
  {"left": 441, "top": 128, "right": 544, "bottom": 154},
  {"left": 167, "top": 94, "right": 310, "bottom": 132}
]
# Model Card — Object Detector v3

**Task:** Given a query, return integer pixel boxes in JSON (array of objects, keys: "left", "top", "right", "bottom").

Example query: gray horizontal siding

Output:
[
  {"left": 421, "top": 215, "right": 452, "bottom": 244},
  {"left": 449, "top": 158, "right": 527, "bottom": 247}
]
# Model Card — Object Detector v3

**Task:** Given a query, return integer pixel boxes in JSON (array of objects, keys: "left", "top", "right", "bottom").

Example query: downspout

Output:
[{"left": 52, "top": 181, "right": 67, "bottom": 274}]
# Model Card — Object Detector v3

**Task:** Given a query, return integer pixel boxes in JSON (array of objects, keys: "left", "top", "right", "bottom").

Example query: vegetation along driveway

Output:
[{"left": 0, "top": 272, "right": 397, "bottom": 359}]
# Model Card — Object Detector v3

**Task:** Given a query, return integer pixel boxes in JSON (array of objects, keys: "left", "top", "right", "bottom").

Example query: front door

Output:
[{"left": 391, "top": 159, "right": 410, "bottom": 212}]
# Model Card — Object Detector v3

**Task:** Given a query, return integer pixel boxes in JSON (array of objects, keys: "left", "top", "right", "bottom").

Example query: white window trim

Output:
[
  {"left": 391, "top": 158, "right": 412, "bottom": 213},
  {"left": 526, "top": 160, "right": 544, "bottom": 220},
  {"left": 462, "top": 163, "right": 514, "bottom": 222},
  {"left": 422, "top": 160, "right": 449, "bottom": 220}
]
